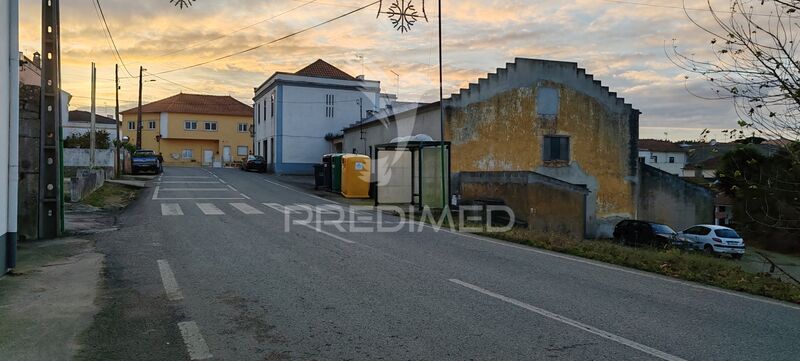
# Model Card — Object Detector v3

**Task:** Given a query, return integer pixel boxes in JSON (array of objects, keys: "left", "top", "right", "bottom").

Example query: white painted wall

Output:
[
  {"left": 342, "top": 105, "right": 441, "bottom": 157},
  {"left": 638, "top": 150, "right": 686, "bottom": 176},
  {"left": 64, "top": 149, "right": 115, "bottom": 167}
]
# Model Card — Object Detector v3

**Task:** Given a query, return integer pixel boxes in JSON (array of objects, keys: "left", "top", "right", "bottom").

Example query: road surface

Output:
[{"left": 80, "top": 166, "right": 800, "bottom": 361}]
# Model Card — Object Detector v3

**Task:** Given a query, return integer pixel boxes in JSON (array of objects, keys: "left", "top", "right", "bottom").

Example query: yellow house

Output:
[{"left": 121, "top": 93, "right": 253, "bottom": 166}]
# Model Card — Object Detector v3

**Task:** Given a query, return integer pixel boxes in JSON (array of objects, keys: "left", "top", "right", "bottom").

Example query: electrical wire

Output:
[
  {"left": 155, "top": 0, "right": 320, "bottom": 59},
  {"left": 94, "top": 0, "right": 134, "bottom": 77},
  {"left": 149, "top": 1, "right": 380, "bottom": 76}
]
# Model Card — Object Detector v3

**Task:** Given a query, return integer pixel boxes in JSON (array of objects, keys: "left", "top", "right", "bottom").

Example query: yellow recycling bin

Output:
[{"left": 341, "top": 154, "right": 371, "bottom": 199}]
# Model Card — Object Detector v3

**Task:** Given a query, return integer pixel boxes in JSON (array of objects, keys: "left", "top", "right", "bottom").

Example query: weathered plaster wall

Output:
[
  {"left": 639, "top": 164, "right": 714, "bottom": 231},
  {"left": 447, "top": 59, "right": 639, "bottom": 238},
  {"left": 460, "top": 172, "right": 587, "bottom": 240}
]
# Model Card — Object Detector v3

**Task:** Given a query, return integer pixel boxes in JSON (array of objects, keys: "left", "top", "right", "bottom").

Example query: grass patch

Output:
[{"left": 81, "top": 183, "right": 139, "bottom": 210}]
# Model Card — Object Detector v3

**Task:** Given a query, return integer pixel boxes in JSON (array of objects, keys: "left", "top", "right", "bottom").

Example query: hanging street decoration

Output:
[
  {"left": 170, "top": 0, "right": 195, "bottom": 9},
  {"left": 377, "top": 0, "right": 428, "bottom": 33}
]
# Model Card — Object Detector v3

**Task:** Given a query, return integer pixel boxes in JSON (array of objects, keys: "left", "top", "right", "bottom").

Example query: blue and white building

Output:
[{"left": 253, "top": 59, "right": 389, "bottom": 174}]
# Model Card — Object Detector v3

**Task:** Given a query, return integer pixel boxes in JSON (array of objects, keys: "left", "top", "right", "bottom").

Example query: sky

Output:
[{"left": 18, "top": 0, "right": 749, "bottom": 141}]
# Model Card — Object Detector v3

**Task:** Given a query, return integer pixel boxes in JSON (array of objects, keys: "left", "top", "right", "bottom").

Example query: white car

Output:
[{"left": 678, "top": 225, "right": 746, "bottom": 259}]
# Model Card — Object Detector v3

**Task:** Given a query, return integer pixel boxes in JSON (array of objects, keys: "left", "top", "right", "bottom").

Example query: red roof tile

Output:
[
  {"left": 638, "top": 139, "right": 686, "bottom": 153},
  {"left": 121, "top": 93, "right": 252, "bottom": 117},
  {"left": 294, "top": 59, "right": 356, "bottom": 81}
]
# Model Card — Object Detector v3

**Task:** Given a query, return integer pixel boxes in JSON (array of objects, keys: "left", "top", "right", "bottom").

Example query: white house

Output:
[
  {"left": 638, "top": 139, "right": 688, "bottom": 176},
  {"left": 253, "top": 59, "right": 386, "bottom": 174},
  {"left": 64, "top": 110, "right": 119, "bottom": 140}
]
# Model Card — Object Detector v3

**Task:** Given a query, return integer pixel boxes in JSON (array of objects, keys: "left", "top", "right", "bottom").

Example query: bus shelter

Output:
[{"left": 374, "top": 141, "right": 452, "bottom": 209}]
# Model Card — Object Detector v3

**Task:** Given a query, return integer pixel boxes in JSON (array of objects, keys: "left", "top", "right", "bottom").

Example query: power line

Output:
[
  {"left": 601, "top": 0, "right": 798, "bottom": 18},
  {"left": 94, "top": 0, "right": 134, "bottom": 77},
  {"left": 150, "top": 1, "right": 380, "bottom": 76},
  {"left": 155, "top": 0, "right": 319, "bottom": 59}
]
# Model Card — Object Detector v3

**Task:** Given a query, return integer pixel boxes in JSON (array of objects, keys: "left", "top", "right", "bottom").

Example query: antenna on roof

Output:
[{"left": 355, "top": 54, "right": 365, "bottom": 77}]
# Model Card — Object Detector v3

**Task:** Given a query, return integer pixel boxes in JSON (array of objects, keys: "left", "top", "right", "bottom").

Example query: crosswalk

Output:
[{"left": 159, "top": 202, "right": 347, "bottom": 217}]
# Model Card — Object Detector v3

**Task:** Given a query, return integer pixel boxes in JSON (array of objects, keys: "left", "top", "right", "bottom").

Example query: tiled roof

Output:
[
  {"left": 121, "top": 93, "right": 253, "bottom": 117},
  {"left": 68, "top": 110, "right": 117, "bottom": 125},
  {"left": 638, "top": 139, "right": 686, "bottom": 153},
  {"left": 294, "top": 59, "right": 356, "bottom": 81}
]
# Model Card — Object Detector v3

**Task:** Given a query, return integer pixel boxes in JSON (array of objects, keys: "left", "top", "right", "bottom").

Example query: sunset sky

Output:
[{"left": 19, "top": 0, "right": 743, "bottom": 140}]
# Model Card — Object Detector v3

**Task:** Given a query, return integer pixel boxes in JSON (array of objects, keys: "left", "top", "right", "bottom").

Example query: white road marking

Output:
[
  {"left": 230, "top": 203, "right": 264, "bottom": 215},
  {"left": 262, "top": 178, "right": 337, "bottom": 204},
  {"left": 161, "top": 203, "right": 184, "bottom": 216},
  {"left": 197, "top": 203, "right": 225, "bottom": 215},
  {"left": 178, "top": 321, "right": 213, "bottom": 360},
  {"left": 156, "top": 260, "right": 184, "bottom": 301},
  {"left": 240, "top": 193, "right": 252, "bottom": 200},
  {"left": 163, "top": 176, "right": 211, "bottom": 179},
  {"left": 152, "top": 186, "right": 160, "bottom": 200},
  {"left": 262, "top": 203, "right": 297, "bottom": 214},
  {"left": 159, "top": 188, "right": 232, "bottom": 191},
  {"left": 299, "top": 223, "right": 356, "bottom": 244},
  {"left": 156, "top": 197, "right": 245, "bottom": 200},
  {"left": 157, "top": 181, "right": 221, "bottom": 184},
  {"left": 449, "top": 279, "right": 687, "bottom": 361},
  {"left": 227, "top": 185, "right": 238, "bottom": 192}
]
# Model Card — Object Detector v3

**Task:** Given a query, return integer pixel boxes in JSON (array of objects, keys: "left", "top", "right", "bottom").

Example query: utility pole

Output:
[
  {"left": 438, "top": 0, "right": 447, "bottom": 209},
  {"left": 390, "top": 70, "right": 400, "bottom": 99},
  {"left": 136, "top": 66, "right": 144, "bottom": 149},
  {"left": 39, "top": 0, "right": 63, "bottom": 239},
  {"left": 114, "top": 64, "right": 120, "bottom": 177},
  {"left": 90, "top": 62, "right": 96, "bottom": 168},
  {"left": 358, "top": 98, "right": 366, "bottom": 154}
]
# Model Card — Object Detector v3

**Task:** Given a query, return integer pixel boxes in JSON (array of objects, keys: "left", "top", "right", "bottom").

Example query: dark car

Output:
[
  {"left": 131, "top": 150, "right": 162, "bottom": 175},
  {"left": 241, "top": 155, "right": 267, "bottom": 172},
  {"left": 613, "top": 220, "right": 679, "bottom": 248}
]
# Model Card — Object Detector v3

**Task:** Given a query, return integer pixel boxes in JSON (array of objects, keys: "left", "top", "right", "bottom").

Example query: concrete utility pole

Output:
[
  {"left": 90, "top": 62, "right": 96, "bottom": 167},
  {"left": 39, "top": 0, "right": 62, "bottom": 239},
  {"left": 136, "top": 66, "right": 144, "bottom": 149},
  {"left": 115, "top": 64, "right": 120, "bottom": 177},
  {"left": 438, "top": 0, "right": 447, "bottom": 209}
]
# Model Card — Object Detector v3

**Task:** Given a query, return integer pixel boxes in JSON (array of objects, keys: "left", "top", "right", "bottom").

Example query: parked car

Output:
[
  {"left": 613, "top": 220, "right": 679, "bottom": 248},
  {"left": 131, "top": 149, "right": 162, "bottom": 175},
  {"left": 678, "top": 225, "right": 746, "bottom": 259},
  {"left": 241, "top": 155, "right": 267, "bottom": 172}
]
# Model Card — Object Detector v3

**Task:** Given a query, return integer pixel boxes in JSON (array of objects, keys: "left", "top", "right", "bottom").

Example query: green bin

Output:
[{"left": 331, "top": 154, "right": 344, "bottom": 193}]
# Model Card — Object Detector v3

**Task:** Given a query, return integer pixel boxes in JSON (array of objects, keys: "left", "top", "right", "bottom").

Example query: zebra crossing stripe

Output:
[
  {"left": 230, "top": 203, "right": 264, "bottom": 215},
  {"left": 197, "top": 203, "right": 225, "bottom": 215},
  {"left": 161, "top": 203, "right": 184, "bottom": 216}
]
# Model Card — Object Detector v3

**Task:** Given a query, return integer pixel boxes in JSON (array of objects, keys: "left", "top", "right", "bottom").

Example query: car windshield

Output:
[
  {"left": 133, "top": 151, "right": 155, "bottom": 157},
  {"left": 714, "top": 229, "right": 740, "bottom": 239},
  {"left": 651, "top": 224, "right": 676, "bottom": 234}
]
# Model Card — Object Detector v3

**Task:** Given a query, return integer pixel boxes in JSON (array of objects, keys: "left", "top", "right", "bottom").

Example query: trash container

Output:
[
  {"left": 341, "top": 154, "right": 371, "bottom": 199},
  {"left": 322, "top": 154, "right": 334, "bottom": 190},
  {"left": 332, "top": 154, "right": 344, "bottom": 193},
  {"left": 313, "top": 164, "right": 325, "bottom": 190}
]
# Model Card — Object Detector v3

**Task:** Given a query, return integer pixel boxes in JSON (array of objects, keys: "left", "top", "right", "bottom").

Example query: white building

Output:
[
  {"left": 638, "top": 139, "right": 688, "bottom": 176},
  {"left": 253, "top": 59, "right": 386, "bottom": 174},
  {"left": 63, "top": 110, "right": 119, "bottom": 140}
]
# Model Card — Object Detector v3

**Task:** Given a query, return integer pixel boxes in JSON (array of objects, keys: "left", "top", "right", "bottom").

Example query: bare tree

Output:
[{"left": 670, "top": 0, "right": 800, "bottom": 150}]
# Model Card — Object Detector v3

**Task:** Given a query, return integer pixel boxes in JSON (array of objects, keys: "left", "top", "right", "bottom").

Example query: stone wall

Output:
[
  {"left": 18, "top": 84, "right": 40, "bottom": 241},
  {"left": 638, "top": 164, "right": 714, "bottom": 231},
  {"left": 460, "top": 171, "right": 589, "bottom": 240},
  {"left": 69, "top": 169, "right": 106, "bottom": 202}
]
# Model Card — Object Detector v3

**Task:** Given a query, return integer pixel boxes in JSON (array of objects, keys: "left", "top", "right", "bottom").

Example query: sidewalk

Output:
[{"left": 0, "top": 238, "right": 103, "bottom": 361}]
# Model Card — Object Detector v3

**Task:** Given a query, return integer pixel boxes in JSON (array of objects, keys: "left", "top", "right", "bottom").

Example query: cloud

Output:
[{"left": 18, "top": 0, "right": 746, "bottom": 137}]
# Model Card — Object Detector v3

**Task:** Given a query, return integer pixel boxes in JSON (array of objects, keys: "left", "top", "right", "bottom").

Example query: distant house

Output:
[
  {"left": 120, "top": 93, "right": 253, "bottom": 167},
  {"left": 252, "top": 59, "right": 391, "bottom": 174},
  {"left": 681, "top": 142, "right": 780, "bottom": 180},
  {"left": 638, "top": 139, "right": 687, "bottom": 176},
  {"left": 64, "top": 110, "right": 118, "bottom": 140}
]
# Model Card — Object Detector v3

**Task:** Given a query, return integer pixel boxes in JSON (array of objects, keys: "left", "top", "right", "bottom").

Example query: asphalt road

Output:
[{"left": 83, "top": 166, "right": 800, "bottom": 361}]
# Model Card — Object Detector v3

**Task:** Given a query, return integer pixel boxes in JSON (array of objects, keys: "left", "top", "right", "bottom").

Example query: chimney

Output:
[
  {"left": 33, "top": 52, "right": 41, "bottom": 68},
  {"left": 356, "top": 75, "right": 365, "bottom": 80}
]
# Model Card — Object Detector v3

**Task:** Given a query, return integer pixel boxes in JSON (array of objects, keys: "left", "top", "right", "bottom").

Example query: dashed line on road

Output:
[
  {"left": 178, "top": 321, "right": 213, "bottom": 360},
  {"left": 230, "top": 202, "right": 264, "bottom": 215},
  {"left": 449, "top": 279, "right": 688, "bottom": 361},
  {"left": 197, "top": 203, "right": 225, "bottom": 215},
  {"left": 156, "top": 260, "right": 184, "bottom": 301},
  {"left": 161, "top": 203, "right": 184, "bottom": 216}
]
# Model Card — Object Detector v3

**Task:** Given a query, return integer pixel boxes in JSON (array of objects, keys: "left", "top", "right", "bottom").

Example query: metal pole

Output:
[
  {"left": 115, "top": 64, "right": 120, "bottom": 178},
  {"left": 90, "top": 62, "right": 96, "bottom": 168},
  {"left": 7, "top": 0, "right": 20, "bottom": 268},
  {"left": 438, "top": 0, "right": 447, "bottom": 209},
  {"left": 136, "top": 66, "right": 143, "bottom": 150}
]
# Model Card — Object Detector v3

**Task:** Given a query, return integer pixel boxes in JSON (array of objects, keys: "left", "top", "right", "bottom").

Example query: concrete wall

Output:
[
  {"left": 69, "top": 168, "right": 106, "bottom": 202},
  {"left": 639, "top": 164, "right": 714, "bottom": 231},
  {"left": 460, "top": 171, "right": 588, "bottom": 240},
  {"left": 18, "top": 85, "right": 39, "bottom": 242},
  {"left": 447, "top": 59, "right": 639, "bottom": 238},
  {"left": 64, "top": 148, "right": 115, "bottom": 168}
]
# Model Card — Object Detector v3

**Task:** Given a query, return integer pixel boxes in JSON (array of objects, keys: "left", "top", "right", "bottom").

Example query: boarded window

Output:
[
  {"left": 536, "top": 87, "right": 559, "bottom": 118},
  {"left": 543, "top": 136, "right": 569, "bottom": 162}
]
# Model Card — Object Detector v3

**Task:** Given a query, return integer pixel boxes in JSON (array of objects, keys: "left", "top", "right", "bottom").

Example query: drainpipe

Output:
[{"left": 6, "top": 0, "right": 19, "bottom": 269}]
